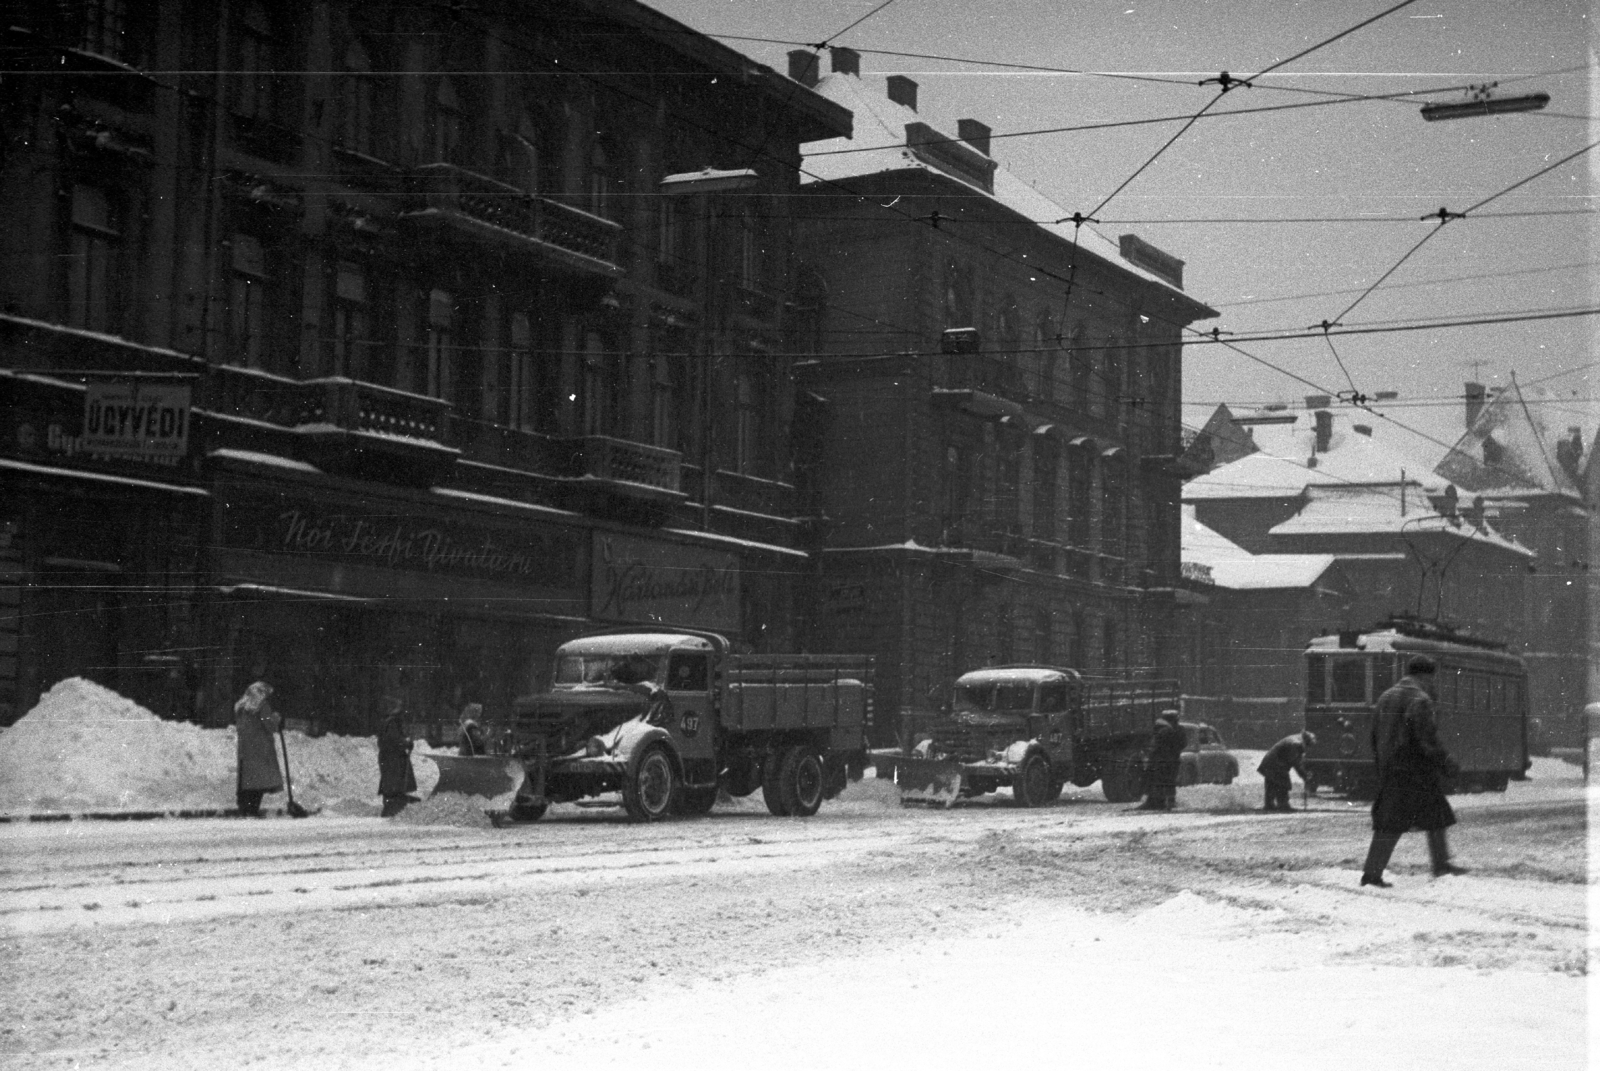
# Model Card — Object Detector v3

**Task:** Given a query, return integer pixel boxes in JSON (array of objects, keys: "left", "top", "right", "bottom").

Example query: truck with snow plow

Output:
[
  {"left": 498, "top": 629, "right": 873, "bottom": 823},
  {"left": 874, "top": 665, "right": 1180, "bottom": 805}
]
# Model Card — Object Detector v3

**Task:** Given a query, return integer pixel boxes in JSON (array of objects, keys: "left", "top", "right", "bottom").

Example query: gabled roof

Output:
[
  {"left": 799, "top": 72, "right": 1215, "bottom": 316},
  {"left": 1435, "top": 378, "right": 1588, "bottom": 499},
  {"left": 1184, "top": 407, "right": 1449, "bottom": 501}
]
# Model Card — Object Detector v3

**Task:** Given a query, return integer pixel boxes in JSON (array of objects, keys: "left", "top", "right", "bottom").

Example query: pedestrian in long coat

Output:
[
  {"left": 1137, "top": 710, "right": 1185, "bottom": 811},
  {"left": 1360, "top": 655, "right": 1464, "bottom": 887},
  {"left": 457, "top": 702, "right": 489, "bottom": 757},
  {"left": 378, "top": 702, "right": 418, "bottom": 816},
  {"left": 1258, "top": 731, "right": 1316, "bottom": 812},
  {"left": 234, "top": 681, "right": 282, "bottom": 817}
]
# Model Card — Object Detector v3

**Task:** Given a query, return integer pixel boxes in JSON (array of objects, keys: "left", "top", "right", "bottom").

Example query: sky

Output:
[{"left": 646, "top": 0, "right": 1596, "bottom": 465}]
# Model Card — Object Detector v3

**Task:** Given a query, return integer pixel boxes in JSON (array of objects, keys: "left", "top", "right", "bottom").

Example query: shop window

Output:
[
  {"left": 227, "top": 234, "right": 269, "bottom": 369},
  {"left": 66, "top": 184, "right": 121, "bottom": 331},
  {"left": 338, "top": 42, "right": 376, "bottom": 157},
  {"left": 233, "top": 1, "right": 278, "bottom": 121},
  {"left": 331, "top": 261, "right": 369, "bottom": 378}
]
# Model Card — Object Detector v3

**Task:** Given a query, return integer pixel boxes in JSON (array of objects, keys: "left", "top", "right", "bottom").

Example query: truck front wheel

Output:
[
  {"left": 1012, "top": 752, "right": 1053, "bottom": 808},
  {"left": 623, "top": 745, "right": 679, "bottom": 822},
  {"left": 784, "top": 747, "right": 826, "bottom": 817}
]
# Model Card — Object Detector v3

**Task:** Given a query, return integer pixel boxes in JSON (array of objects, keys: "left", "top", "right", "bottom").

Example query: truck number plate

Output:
[{"left": 680, "top": 711, "right": 701, "bottom": 738}]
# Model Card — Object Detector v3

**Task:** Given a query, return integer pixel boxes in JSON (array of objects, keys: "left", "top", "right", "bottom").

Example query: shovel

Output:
[{"left": 277, "top": 725, "right": 316, "bottom": 819}]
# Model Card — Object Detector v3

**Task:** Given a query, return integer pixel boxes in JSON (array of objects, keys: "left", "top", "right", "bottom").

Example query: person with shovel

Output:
[
  {"left": 1258, "top": 731, "right": 1316, "bottom": 812},
  {"left": 378, "top": 697, "right": 418, "bottom": 817},
  {"left": 234, "top": 681, "right": 282, "bottom": 817}
]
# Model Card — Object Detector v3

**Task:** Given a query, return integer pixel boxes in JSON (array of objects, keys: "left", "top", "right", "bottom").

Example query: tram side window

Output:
[
  {"left": 1371, "top": 655, "right": 1396, "bottom": 696},
  {"left": 1331, "top": 657, "right": 1367, "bottom": 703},
  {"left": 1490, "top": 677, "right": 1506, "bottom": 715},
  {"left": 1439, "top": 668, "right": 1458, "bottom": 708},
  {"left": 1306, "top": 657, "right": 1326, "bottom": 702}
]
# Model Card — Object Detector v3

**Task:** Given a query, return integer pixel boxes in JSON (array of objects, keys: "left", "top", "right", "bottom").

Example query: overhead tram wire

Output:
[
  {"left": 1331, "top": 137, "right": 1600, "bottom": 323},
  {"left": 814, "top": 0, "right": 907, "bottom": 48}
]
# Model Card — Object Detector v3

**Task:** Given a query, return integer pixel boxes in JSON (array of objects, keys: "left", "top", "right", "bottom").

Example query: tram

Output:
[{"left": 1303, "top": 616, "right": 1529, "bottom": 797}]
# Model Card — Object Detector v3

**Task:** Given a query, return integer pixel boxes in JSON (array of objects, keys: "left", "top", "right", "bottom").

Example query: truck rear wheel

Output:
[
  {"left": 1012, "top": 752, "right": 1053, "bottom": 808},
  {"left": 783, "top": 747, "right": 826, "bottom": 817},
  {"left": 622, "top": 744, "right": 679, "bottom": 822},
  {"left": 763, "top": 750, "right": 795, "bottom": 816}
]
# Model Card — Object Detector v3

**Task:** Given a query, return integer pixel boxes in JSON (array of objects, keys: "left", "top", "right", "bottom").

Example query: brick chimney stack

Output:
[
  {"left": 886, "top": 74, "right": 917, "bottom": 111},
  {"left": 788, "top": 50, "right": 819, "bottom": 87},
  {"left": 831, "top": 47, "right": 860, "bottom": 76},
  {"left": 957, "top": 118, "right": 992, "bottom": 156},
  {"left": 1464, "top": 381, "right": 1486, "bottom": 430}
]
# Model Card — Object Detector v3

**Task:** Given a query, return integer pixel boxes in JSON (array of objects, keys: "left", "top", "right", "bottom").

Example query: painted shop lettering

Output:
[{"left": 275, "top": 510, "right": 537, "bottom": 578}]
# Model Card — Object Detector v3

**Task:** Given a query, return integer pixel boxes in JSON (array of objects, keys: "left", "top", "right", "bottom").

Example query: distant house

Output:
[
  {"left": 1181, "top": 399, "right": 1534, "bottom": 739},
  {"left": 1436, "top": 379, "right": 1593, "bottom": 744}
]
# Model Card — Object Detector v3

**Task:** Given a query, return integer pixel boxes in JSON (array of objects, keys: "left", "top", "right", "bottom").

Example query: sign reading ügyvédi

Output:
[{"left": 82, "top": 382, "right": 191, "bottom": 459}]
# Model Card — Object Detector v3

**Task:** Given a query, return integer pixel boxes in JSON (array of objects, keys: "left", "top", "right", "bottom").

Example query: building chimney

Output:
[
  {"left": 788, "top": 50, "right": 819, "bottom": 87},
  {"left": 831, "top": 47, "right": 860, "bottom": 76},
  {"left": 957, "top": 118, "right": 991, "bottom": 156},
  {"left": 1464, "top": 381, "right": 1486, "bottom": 430},
  {"left": 1352, "top": 424, "right": 1373, "bottom": 437},
  {"left": 1305, "top": 394, "right": 1331, "bottom": 411},
  {"left": 886, "top": 74, "right": 918, "bottom": 111},
  {"left": 1313, "top": 410, "right": 1333, "bottom": 453}
]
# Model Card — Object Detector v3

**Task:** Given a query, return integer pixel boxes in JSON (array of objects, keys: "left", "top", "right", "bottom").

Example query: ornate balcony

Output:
[
  {"left": 563, "top": 435, "right": 683, "bottom": 502},
  {"left": 402, "top": 163, "right": 621, "bottom": 276}
]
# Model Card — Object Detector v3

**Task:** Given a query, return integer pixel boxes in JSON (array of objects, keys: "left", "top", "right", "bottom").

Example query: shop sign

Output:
[
  {"left": 592, "top": 533, "right": 740, "bottom": 631},
  {"left": 221, "top": 490, "right": 581, "bottom": 590},
  {"left": 82, "top": 382, "right": 191, "bottom": 459}
]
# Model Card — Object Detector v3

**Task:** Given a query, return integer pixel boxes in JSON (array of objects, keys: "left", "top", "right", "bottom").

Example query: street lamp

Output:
[{"left": 660, "top": 167, "right": 760, "bottom": 531}]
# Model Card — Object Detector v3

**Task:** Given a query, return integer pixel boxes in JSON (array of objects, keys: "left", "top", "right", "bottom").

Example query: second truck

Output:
[{"left": 875, "top": 664, "right": 1180, "bottom": 805}]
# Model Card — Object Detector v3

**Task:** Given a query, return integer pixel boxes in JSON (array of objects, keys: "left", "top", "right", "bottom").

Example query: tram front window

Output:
[{"left": 1331, "top": 657, "right": 1367, "bottom": 703}]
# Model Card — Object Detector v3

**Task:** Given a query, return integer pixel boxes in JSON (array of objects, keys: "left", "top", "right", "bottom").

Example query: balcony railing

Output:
[
  {"left": 301, "top": 378, "right": 452, "bottom": 442},
  {"left": 566, "top": 435, "right": 681, "bottom": 497},
  {"left": 403, "top": 163, "right": 621, "bottom": 275}
]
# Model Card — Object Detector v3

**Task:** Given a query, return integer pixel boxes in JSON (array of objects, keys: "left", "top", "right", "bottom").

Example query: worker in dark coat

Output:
[
  {"left": 1258, "top": 731, "right": 1316, "bottom": 812},
  {"left": 378, "top": 700, "right": 418, "bottom": 817},
  {"left": 234, "top": 681, "right": 283, "bottom": 817},
  {"left": 1137, "top": 709, "right": 1185, "bottom": 811},
  {"left": 1361, "top": 655, "right": 1465, "bottom": 887}
]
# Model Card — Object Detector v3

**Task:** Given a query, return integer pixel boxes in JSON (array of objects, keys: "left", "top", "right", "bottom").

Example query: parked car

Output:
[{"left": 1177, "top": 721, "right": 1238, "bottom": 786}]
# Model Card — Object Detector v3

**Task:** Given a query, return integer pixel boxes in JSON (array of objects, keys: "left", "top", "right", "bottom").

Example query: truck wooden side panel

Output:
[
  {"left": 722, "top": 655, "right": 873, "bottom": 744},
  {"left": 1077, "top": 679, "right": 1180, "bottom": 741}
]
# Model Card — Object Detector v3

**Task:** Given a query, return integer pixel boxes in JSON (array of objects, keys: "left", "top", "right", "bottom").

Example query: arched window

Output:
[
  {"left": 1102, "top": 333, "right": 1122, "bottom": 419},
  {"left": 588, "top": 138, "right": 615, "bottom": 219},
  {"left": 1035, "top": 312, "right": 1058, "bottom": 402},
  {"left": 1069, "top": 324, "right": 1092, "bottom": 409},
  {"left": 943, "top": 258, "right": 973, "bottom": 328}
]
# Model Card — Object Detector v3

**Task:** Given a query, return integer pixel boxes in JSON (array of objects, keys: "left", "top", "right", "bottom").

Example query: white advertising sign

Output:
[{"left": 82, "top": 382, "right": 191, "bottom": 459}]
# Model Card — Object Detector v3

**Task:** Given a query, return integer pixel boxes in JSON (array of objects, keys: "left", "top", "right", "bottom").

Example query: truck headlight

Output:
[{"left": 586, "top": 736, "right": 606, "bottom": 757}]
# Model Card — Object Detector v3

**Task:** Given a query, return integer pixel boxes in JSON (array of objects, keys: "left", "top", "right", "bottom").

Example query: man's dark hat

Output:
[{"left": 1406, "top": 655, "right": 1437, "bottom": 675}]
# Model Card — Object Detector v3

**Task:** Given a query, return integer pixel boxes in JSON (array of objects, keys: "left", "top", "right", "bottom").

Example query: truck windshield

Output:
[
  {"left": 953, "top": 682, "right": 1034, "bottom": 712},
  {"left": 554, "top": 654, "right": 663, "bottom": 686}
]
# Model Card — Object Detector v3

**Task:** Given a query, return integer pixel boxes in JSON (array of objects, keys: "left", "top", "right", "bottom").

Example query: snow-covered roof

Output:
[
  {"left": 558, "top": 633, "right": 716, "bottom": 657},
  {"left": 955, "top": 666, "right": 1073, "bottom": 685},
  {"left": 1435, "top": 379, "right": 1589, "bottom": 498},
  {"left": 1185, "top": 408, "right": 1449, "bottom": 501},
  {"left": 1181, "top": 505, "right": 1336, "bottom": 590},
  {"left": 799, "top": 72, "right": 1210, "bottom": 309},
  {"left": 1267, "top": 487, "right": 1533, "bottom": 557}
]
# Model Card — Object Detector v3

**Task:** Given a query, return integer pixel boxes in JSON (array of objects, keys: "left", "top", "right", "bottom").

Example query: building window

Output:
[
  {"left": 234, "top": 1, "right": 277, "bottom": 121},
  {"left": 1101, "top": 456, "right": 1126, "bottom": 565},
  {"left": 581, "top": 331, "right": 607, "bottom": 436},
  {"left": 588, "top": 140, "right": 616, "bottom": 219},
  {"left": 1033, "top": 437, "right": 1057, "bottom": 543},
  {"left": 331, "top": 262, "right": 368, "bottom": 377},
  {"left": 1067, "top": 445, "right": 1092, "bottom": 548},
  {"left": 1102, "top": 333, "right": 1122, "bottom": 419},
  {"left": 657, "top": 196, "right": 686, "bottom": 268},
  {"left": 79, "top": 0, "right": 129, "bottom": 61},
  {"left": 738, "top": 207, "right": 762, "bottom": 291},
  {"left": 66, "top": 185, "right": 120, "bottom": 332},
  {"left": 1070, "top": 611, "right": 1087, "bottom": 669},
  {"left": 1102, "top": 618, "right": 1121, "bottom": 675},
  {"left": 995, "top": 429, "right": 1022, "bottom": 538},
  {"left": 1070, "top": 325, "right": 1092, "bottom": 410},
  {"left": 425, "top": 288, "right": 454, "bottom": 398},
  {"left": 1035, "top": 313, "right": 1058, "bottom": 403},
  {"left": 338, "top": 43, "right": 376, "bottom": 157},
  {"left": 507, "top": 311, "right": 534, "bottom": 430},
  {"left": 430, "top": 78, "right": 463, "bottom": 163},
  {"left": 943, "top": 258, "right": 973, "bottom": 328},
  {"left": 651, "top": 353, "right": 677, "bottom": 448},
  {"left": 226, "top": 234, "right": 269, "bottom": 368},
  {"left": 1034, "top": 608, "right": 1054, "bottom": 664}
]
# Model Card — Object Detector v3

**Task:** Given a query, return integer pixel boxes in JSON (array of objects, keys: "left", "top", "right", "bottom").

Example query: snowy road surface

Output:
[{"left": 1, "top": 758, "right": 1589, "bottom": 1070}]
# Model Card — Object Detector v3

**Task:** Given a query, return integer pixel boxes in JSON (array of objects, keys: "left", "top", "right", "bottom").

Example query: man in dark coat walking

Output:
[
  {"left": 1137, "top": 710, "right": 1185, "bottom": 811},
  {"left": 1258, "top": 731, "right": 1316, "bottom": 812},
  {"left": 378, "top": 700, "right": 418, "bottom": 817},
  {"left": 1361, "top": 655, "right": 1465, "bottom": 887}
]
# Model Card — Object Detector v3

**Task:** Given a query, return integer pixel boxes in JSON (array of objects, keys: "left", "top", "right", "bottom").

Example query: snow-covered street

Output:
[{"left": 1, "top": 755, "right": 1589, "bottom": 1070}]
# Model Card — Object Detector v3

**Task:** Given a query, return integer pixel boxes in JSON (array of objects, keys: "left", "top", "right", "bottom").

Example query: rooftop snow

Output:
[
  {"left": 1181, "top": 506, "right": 1335, "bottom": 590},
  {"left": 1435, "top": 379, "right": 1589, "bottom": 498}
]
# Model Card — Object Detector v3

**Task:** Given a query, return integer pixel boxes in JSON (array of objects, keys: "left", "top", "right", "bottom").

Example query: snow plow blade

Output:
[
  {"left": 873, "top": 752, "right": 962, "bottom": 807},
  {"left": 428, "top": 755, "right": 522, "bottom": 799}
]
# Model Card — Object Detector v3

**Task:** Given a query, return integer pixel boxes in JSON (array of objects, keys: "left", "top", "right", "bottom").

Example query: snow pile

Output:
[
  {"left": 389, "top": 788, "right": 515, "bottom": 829},
  {"left": 1138, "top": 888, "right": 1267, "bottom": 931},
  {"left": 0, "top": 678, "right": 438, "bottom": 816}
]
